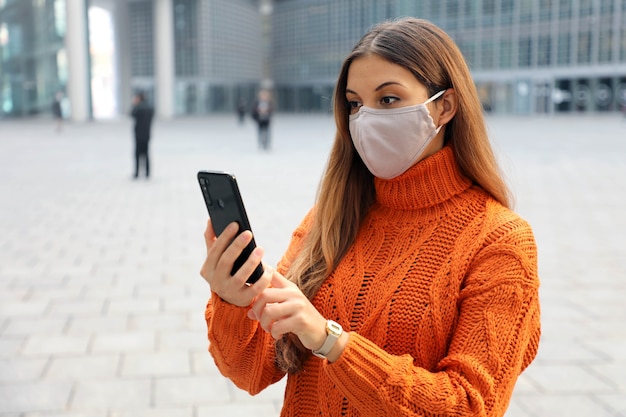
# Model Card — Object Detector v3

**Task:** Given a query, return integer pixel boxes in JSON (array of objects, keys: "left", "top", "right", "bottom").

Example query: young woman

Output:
[{"left": 201, "top": 17, "right": 540, "bottom": 417}]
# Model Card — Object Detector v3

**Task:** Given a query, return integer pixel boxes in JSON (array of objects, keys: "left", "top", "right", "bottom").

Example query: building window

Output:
[
  {"left": 481, "top": 39, "right": 495, "bottom": 69},
  {"left": 500, "top": 39, "right": 513, "bottom": 68},
  {"left": 129, "top": 1, "right": 154, "bottom": 77},
  {"left": 557, "top": 33, "right": 571, "bottom": 65},
  {"left": 598, "top": 30, "right": 613, "bottom": 63},
  {"left": 520, "top": 0, "right": 533, "bottom": 23},
  {"left": 579, "top": 0, "right": 593, "bottom": 17},
  {"left": 600, "top": 0, "right": 614, "bottom": 14},
  {"left": 464, "top": 0, "right": 477, "bottom": 29},
  {"left": 501, "top": 0, "right": 514, "bottom": 25},
  {"left": 518, "top": 37, "right": 532, "bottom": 67},
  {"left": 482, "top": 0, "right": 495, "bottom": 26},
  {"left": 539, "top": 0, "right": 553, "bottom": 21},
  {"left": 559, "top": 0, "right": 572, "bottom": 18},
  {"left": 446, "top": 0, "right": 459, "bottom": 29},
  {"left": 577, "top": 31, "right": 592, "bottom": 64},
  {"left": 458, "top": 39, "right": 476, "bottom": 68},
  {"left": 174, "top": 0, "right": 197, "bottom": 77},
  {"left": 620, "top": 28, "right": 626, "bottom": 61},
  {"left": 429, "top": 0, "right": 442, "bottom": 19},
  {"left": 537, "top": 35, "right": 551, "bottom": 66}
]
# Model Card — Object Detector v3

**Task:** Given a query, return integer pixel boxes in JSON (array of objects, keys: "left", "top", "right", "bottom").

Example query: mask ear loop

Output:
[
  {"left": 425, "top": 90, "right": 447, "bottom": 130},
  {"left": 424, "top": 89, "right": 447, "bottom": 105}
]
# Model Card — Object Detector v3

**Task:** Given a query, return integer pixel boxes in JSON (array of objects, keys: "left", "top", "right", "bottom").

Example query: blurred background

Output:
[{"left": 2, "top": 0, "right": 626, "bottom": 121}]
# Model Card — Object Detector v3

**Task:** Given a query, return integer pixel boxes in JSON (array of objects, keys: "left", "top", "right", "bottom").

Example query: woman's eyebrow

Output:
[
  {"left": 346, "top": 81, "right": 404, "bottom": 96},
  {"left": 374, "top": 81, "right": 403, "bottom": 91}
]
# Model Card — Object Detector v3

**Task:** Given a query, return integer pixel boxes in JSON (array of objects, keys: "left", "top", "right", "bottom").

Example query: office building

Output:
[
  {"left": 272, "top": 0, "right": 626, "bottom": 114},
  {"left": 0, "top": 0, "right": 263, "bottom": 120},
  {"left": 2, "top": 0, "right": 626, "bottom": 119}
]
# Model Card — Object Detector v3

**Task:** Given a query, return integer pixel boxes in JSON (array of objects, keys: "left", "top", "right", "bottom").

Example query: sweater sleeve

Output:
[
  {"left": 324, "top": 216, "right": 541, "bottom": 417},
  {"left": 205, "top": 209, "right": 316, "bottom": 394},
  {"left": 205, "top": 295, "right": 284, "bottom": 394}
]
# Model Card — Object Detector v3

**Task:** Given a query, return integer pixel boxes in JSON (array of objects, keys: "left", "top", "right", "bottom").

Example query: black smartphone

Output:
[{"left": 197, "top": 170, "right": 264, "bottom": 284}]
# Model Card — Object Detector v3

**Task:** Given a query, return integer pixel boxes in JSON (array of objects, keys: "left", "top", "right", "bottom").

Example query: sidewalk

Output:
[{"left": 0, "top": 114, "right": 624, "bottom": 416}]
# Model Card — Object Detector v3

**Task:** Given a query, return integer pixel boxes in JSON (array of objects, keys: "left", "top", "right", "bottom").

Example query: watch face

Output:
[{"left": 327, "top": 320, "right": 342, "bottom": 336}]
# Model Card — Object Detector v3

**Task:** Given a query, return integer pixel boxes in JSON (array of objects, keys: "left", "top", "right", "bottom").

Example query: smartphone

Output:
[{"left": 197, "top": 170, "right": 264, "bottom": 284}]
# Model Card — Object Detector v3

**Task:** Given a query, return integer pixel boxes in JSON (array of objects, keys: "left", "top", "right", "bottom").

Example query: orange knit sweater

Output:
[{"left": 205, "top": 146, "right": 541, "bottom": 417}]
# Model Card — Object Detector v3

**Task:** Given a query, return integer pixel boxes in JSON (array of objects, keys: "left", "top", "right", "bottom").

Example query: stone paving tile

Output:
[
  {"left": 2, "top": 317, "right": 69, "bottom": 336},
  {"left": 65, "top": 316, "right": 129, "bottom": 335},
  {"left": 517, "top": 394, "right": 619, "bottom": 417},
  {"left": 0, "top": 358, "right": 48, "bottom": 381},
  {"left": 70, "top": 378, "right": 151, "bottom": 409},
  {"left": 45, "top": 354, "right": 120, "bottom": 379},
  {"left": 594, "top": 394, "right": 626, "bottom": 417},
  {"left": 196, "top": 403, "right": 280, "bottom": 417},
  {"left": 109, "top": 408, "right": 193, "bottom": 417},
  {"left": 158, "top": 330, "right": 208, "bottom": 351},
  {"left": 524, "top": 363, "right": 616, "bottom": 392},
  {"left": 1, "top": 115, "right": 625, "bottom": 416},
  {"left": 90, "top": 331, "right": 156, "bottom": 353},
  {"left": 128, "top": 312, "right": 188, "bottom": 331},
  {"left": 0, "top": 381, "right": 73, "bottom": 413},
  {"left": 21, "top": 412, "right": 107, "bottom": 417},
  {"left": 21, "top": 335, "right": 90, "bottom": 356},
  {"left": 120, "top": 351, "right": 190, "bottom": 377},
  {"left": 0, "top": 337, "right": 26, "bottom": 358},
  {"left": 153, "top": 375, "right": 232, "bottom": 406}
]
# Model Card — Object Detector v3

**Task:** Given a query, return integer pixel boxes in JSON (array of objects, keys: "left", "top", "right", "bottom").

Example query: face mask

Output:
[{"left": 349, "top": 90, "right": 446, "bottom": 179}]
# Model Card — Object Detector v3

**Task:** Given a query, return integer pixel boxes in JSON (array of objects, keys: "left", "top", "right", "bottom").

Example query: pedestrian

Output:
[
  {"left": 52, "top": 91, "right": 64, "bottom": 132},
  {"left": 251, "top": 89, "right": 273, "bottom": 150},
  {"left": 200, "top": 17, "right": 540, "bottom": 417},
  {"left": 236, "top": 98, "right": 247, "bottom": 125},
  {"left": 130, "top": 91, "right": 154, "bottom": 179}
]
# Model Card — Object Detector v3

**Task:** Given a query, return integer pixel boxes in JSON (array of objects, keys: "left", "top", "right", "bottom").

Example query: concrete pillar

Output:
[
  {"left": 65, "top": 0, "right": 91, "bottom": 122},
  {"left": 154, "top": 0, "right": 175, "bottom": 119},
  {"left": 113, "top": 0, "right": 132, "bottom": 116}
]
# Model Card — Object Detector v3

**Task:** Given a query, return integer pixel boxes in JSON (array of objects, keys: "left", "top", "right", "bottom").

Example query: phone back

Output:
[
  {"left": 197, "top": 170, "right": 263, "bottom": 284},
  {"left": 198, "top": 171, "right": 251, "bottom": 236}
]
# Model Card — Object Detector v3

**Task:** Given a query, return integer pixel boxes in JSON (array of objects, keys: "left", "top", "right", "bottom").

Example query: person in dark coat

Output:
[
  {"left": 251, "top": 90, "right": 273, "bottom": 150},
  {"left": 130, "top": 92, "right": 154, "bottom": 179},
  {"left": 52, "top": 91, "right": 64, "bottom": 132}
]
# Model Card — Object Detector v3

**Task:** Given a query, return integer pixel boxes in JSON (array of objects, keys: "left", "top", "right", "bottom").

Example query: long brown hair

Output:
[{"left": 275, "top": 17, "right": 511, "bottom": 373}]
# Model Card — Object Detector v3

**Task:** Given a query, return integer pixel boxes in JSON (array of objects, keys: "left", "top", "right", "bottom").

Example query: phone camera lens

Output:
[{"left": 218, "top": 199, "right": 225, "bottom": 208}]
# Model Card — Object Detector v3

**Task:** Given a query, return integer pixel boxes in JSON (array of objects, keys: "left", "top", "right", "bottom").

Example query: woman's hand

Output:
[
  {"left": 247, "top": 271, "right": 328, "bottom": 352},
  {"left": 200, "top": 219, "right": 271, "bottom": 307}
]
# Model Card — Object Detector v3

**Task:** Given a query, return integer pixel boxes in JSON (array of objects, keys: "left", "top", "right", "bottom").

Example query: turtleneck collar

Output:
[{"left": 373, "top": 145, "right": 473, "bottom": 210}]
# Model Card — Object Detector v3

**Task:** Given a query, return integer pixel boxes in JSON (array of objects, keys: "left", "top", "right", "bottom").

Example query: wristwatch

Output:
[{"left": 312, "top": 320, "right": 343, "bottom": 359}]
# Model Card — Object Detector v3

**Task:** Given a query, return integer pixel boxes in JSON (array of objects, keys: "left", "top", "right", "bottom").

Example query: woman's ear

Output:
[{"left": 437, "top": 88, "right": 457, "bottom": 125}]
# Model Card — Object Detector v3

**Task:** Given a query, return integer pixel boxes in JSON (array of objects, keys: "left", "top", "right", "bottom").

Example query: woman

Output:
[{"left": 201, "top": 17, "right": 540, "bottom": 417}]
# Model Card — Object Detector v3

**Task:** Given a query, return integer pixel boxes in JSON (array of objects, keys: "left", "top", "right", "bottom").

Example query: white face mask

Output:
[{"left": 349, "top": 90, "right": 446, "bottom": 179}]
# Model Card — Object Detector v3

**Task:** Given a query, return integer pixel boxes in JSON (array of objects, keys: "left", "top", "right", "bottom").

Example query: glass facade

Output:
[
  {"left": 0, "top": 0, "right": 67, "bottom": 117},
  {"left": 128, "top": 0, "right": 262, "bottom": 115},
  {"left": 1, "top": 0, "right": 262, "bottom": 118},
  {"left": 271, "top": 0, "right": 626, "bottom": 114},
  {"left": 3, "top": 0, "right": 626, "bottom": 117}
]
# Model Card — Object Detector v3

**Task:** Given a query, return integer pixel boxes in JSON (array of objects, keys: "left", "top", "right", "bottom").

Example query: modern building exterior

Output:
[
  {"left": 2, "top": 0, "right": 626, "bottom": 119},
  {"left": 0, "top": 0, "right": 263, "bottom": 120},
  {"left": 272, "top": 0, "right": 626, "bottom": 114}
]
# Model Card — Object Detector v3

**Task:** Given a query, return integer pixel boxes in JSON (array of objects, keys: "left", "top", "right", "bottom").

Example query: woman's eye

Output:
[
  {"left": 347, "top": 101, "right": 362, "bottom": 112},
  {"left": 381, "top": 96, "right": 399, "bottom": 105}
]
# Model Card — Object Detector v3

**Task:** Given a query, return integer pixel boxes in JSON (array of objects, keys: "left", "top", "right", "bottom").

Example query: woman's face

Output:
[{"left": 345, "top": 54, "right": 446, "bottom": 162}]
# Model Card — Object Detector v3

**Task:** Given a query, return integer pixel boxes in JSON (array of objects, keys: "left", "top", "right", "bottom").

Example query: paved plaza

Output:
[{"left": 0, "top": 113, "right": 625, "bottom": 416}]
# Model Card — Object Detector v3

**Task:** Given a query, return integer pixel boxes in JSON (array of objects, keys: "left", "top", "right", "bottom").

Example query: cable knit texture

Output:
[{"left": 205, "top": 145, "right": 541, "bottom": 417}]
